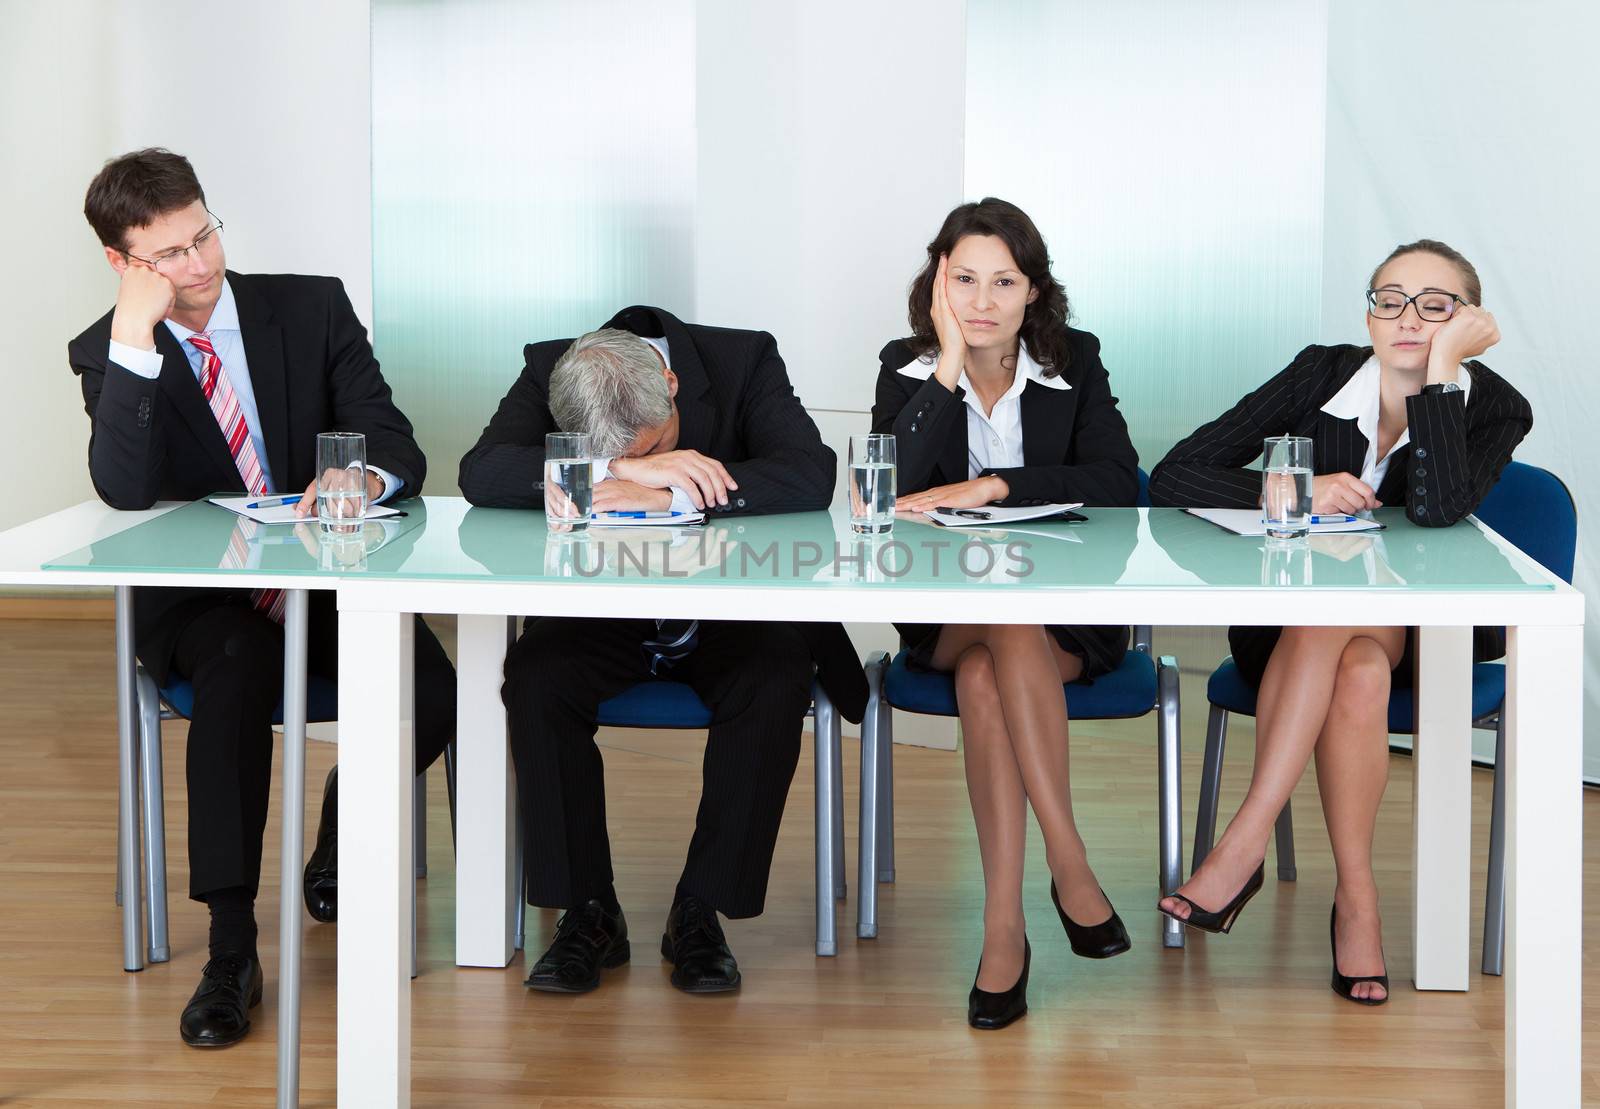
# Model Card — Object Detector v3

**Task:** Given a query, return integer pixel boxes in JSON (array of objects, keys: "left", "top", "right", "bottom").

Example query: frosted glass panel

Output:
[
  {"left": 372, "top": 0, "right": 696, "bottom": 494},
  {"left": 965, "top": 0, "right": 1328, "bottom": 469}
]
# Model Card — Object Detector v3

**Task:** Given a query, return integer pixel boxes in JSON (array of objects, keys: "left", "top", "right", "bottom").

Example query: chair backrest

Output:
[
  {"left": 1136, "top": 467, "right": 1150, "bottom": 509},
  {"left": 1474, "top": 461, "right": 1577, "bottom": 583}
]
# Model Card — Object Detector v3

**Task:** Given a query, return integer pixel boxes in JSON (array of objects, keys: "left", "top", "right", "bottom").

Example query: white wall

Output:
[
  {"left": 0, "top": 0, "right": 373, "bottom": 534},
  {"left": 1323, "top": 0, "right": 1600, "bottom": 775}
]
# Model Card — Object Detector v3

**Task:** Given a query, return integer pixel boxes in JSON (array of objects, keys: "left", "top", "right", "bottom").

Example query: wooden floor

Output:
[{"left": 1, "top": 617, "right": 1596, "bottom": 1107}]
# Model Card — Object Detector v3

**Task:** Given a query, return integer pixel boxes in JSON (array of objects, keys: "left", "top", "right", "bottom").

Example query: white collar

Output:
[
  {"left": 1320, "top": 354, "right": 1473, "bottom": 428},
  {"left": 640, "top": 333, "right": 671, "bottom": 370},
  {"left": 163, "top": 278, "right": 240, "bottom": 343},
  {"left": 896, "top": 342, "right": 1071, "bottom": 392}
]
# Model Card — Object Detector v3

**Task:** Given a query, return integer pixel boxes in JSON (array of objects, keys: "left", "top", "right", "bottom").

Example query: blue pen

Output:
[
  {"left": 245, "top": 494, "right": 301, "bottom": 509},
  {"left": 600, "top": 510, "right": 690, "bottom": 519},
  {"left": 1309, "top": 514, "right": 1358, "bottom": 524}
]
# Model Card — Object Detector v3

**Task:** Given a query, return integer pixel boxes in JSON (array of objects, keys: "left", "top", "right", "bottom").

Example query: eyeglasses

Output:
[
  {"left": 1365, "top": 287, "right": 1465, "bottom": 322},
  {"left": 124, "top": 213, "right": 224, "bottom": 272}
]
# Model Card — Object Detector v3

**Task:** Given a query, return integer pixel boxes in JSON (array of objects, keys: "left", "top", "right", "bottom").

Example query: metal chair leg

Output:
[
  {"left": 276, "top": 590, "right": 309, "bottom": 1109},
  {"left": 812, "top": 681, "right": 839, "bottom": 956},
  {"left": 115, "top": 818, "right": 123, "bottom": 908},
  {"left": 877, "top": 692, "right": 895, "bottom": 883},
  {"left": 857, "top": 655, "right": 886, "bottom": 939},
  {"left": 1274, "top": 799, "right": 1297, "bottom": 881},
  {"left": 1192, "top": 704, "right": 1229, "bottom": 874},
  {"left": 414, "top": 772, "right": 428, "bottom": 879},
  {"left": 115, "top": 585, "right": 143, "bottom": 973},
  {"left": 513, "top": 810, "right": 526, "bottom": 953},
  {"left": 831, "top": 709, "right": 846, "bottom": 902},
  {"left": 443, "top": 738, "right": 459, "bottom": 850},
  {"left": 136, "top": 665, "right": 170, "bottom": 964},
  {"left": 1482, "top": 713, "right": 1507, "bottom": 975},
  {"left": 1156, "top": 656, "right": 1185, "bottom": 949}
]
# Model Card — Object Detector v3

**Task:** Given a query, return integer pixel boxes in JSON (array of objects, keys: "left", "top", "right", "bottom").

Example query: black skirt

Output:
[
  {"left": 1227, "top": 625, "right": 1507, "bottom": 689},
  {"left": 895, "top": 621, "right": 1129, "bottom": 683}
]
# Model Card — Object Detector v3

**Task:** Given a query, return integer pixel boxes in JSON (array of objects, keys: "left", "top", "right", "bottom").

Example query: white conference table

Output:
[{"left": 19, "top": 496, "right": 1585, "bottom": 1107}]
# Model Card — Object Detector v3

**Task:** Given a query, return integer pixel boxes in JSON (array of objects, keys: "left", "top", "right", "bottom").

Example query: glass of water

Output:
[
  {"left": 1262, "top": 435, "right": 1312, "bottom": 539},
  {"left": 545, "top": 432, "right": 594, "bottom": 534},
  {"left": 316, "top": 432, "right": 367, "bottom": 535},
  {"left": 849, "top": 433, "right": 896, "bottom": 535}
]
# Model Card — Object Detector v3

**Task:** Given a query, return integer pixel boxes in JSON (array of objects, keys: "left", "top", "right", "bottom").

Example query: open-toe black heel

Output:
[
  {"left": 1156, "top": 862, "right": 1265, "bottom": 935},
  {"left": 1329, "top": 904, "right": 1389, "bottom": 1006},
  {"left": 967, "top": 938, "right": 1029, "bottom": 1030},
  {"left": 1051, "top": 881, "right": 1130, "bottom": 959}
]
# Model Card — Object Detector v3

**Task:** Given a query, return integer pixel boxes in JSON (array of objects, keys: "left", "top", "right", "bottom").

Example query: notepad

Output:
[
  {"left": 923, "top": 502, "right": 1084, "bottom": 528},
  {"left": 208, "top": 495, "right": 401, "bottom": 525},
  {"left": 1184, "top": 508, "right": 1383, "bottom": 536}
]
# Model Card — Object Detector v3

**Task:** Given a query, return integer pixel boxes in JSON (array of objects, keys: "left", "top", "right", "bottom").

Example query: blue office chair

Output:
[
  {"left": 856, "top": 469, "right": 1188, "bottom": 949},
  {"left": 116, "top": 668, "right": 456, "bottom": 971},
  {"left": 1194, "top": 461, "right": 1577, "bottom": 975},
  {"left": 512, "top": 676, "right": 848, "bottom": 957}
]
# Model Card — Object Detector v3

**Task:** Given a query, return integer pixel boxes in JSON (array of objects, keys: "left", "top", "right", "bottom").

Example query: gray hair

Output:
[{"left": 548, "top": 328, "right": 672, "bottom": 456}]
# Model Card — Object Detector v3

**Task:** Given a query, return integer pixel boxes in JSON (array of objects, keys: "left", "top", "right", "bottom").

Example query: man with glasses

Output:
[{"left": 68, "top": 148, "right": 457, "bottom": 1048}]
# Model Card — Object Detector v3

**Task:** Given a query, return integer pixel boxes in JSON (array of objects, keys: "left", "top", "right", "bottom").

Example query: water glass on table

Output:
[
  {"left": 1262, "top": 435, "right": 1312, "bottom": 540},
  {"left": 316, "top": 432, "right": 367, "bottom": 535},
  {"left": 545, "top": 432, "right": 594, "bottom": 534},
  {"left": 849, "top": 433, "right": 896, "bottom": 535}
]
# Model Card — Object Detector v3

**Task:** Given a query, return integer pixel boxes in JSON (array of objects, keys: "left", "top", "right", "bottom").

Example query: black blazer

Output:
[
  {"left": 459, "top": 305, "right": 835, "bottom": 516},
  {"left": 69, "top": 272, "right": 426, "bottom": 679},
  {"left": 1148, "top": 343, "right": 1532, "bottom": 527},
  {"left": 458, "top": 306, "right": 867, "bottom": 722},
  {"left": 872, "top": 328, "right": 1140, "bottom": 508},
  {"left": 873, "top": 328, "right": 1139, "bottom": 678}
]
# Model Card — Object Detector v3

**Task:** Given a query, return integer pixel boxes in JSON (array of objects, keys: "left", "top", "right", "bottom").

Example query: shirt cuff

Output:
[
  {"left": 368, "top": 465, "right": 401, "bottom": 504},
  {"left": 668, "top": 486, "right": 697, "bottom": 514},
  {"left": 592, "top": 457, "right": 613, "bottom": 484},
  {"left": 108, "top": 339, "right": 164, "bottom": 379}
]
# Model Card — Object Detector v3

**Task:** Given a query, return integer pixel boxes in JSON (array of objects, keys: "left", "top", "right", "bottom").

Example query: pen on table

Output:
[
  {"left": 936, "top": 507, "right": 992, "bottom": 520},
  {"left": 598, "top": 510, "right": 693, "bottom": 519},
  {"left": 1309, "top": 514, "right": 1358, "bottom": 524},
  {"left": 244, "top": 494, "right": 301, "bottom": 509}
]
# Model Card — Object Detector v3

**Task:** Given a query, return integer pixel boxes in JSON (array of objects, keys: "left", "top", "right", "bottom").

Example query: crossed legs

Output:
[
  {"left": 1160, "top": 625, "right": 1403, "bottom": 1001},
  {"left": 931, "top": 623, "right": 1111, "bottom": 992}
]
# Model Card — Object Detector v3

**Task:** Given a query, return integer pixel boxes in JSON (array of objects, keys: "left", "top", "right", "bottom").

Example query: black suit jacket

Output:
[
  {"left": 69, "top": 271, "right": 426, "bottom": 678},
  {"left": 458, "top": 305, "right": 866, "bottom": 721},
  {"left": 872, "top": 328, "right": 1140, "bottom": 507},
  {"left": 872, "top": 328, "right": 1139, "bottom": 677},
  {"left": 1149, "top": 343, "right": 1533, "bottom": 664},
  {"left": 1147, "top": 343, "right": 1532, "bottom": 527},
  {"left": 459, "top": 305, "right": 835, "bottom": 516}
]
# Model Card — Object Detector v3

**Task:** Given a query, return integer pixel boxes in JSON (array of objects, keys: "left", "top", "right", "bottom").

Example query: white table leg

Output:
[
  {"left": 1411, "top": 624, "right": 1472, "bottom": 990},
  {"left": 1504, "top": 623, "right": 1582, "bottom": 1106},
  {"left": 337, "top": 609, "right": 414, "bottom": 1108},
  {"left": 454, "top": 614, "right": 518, "bottom": 968}
]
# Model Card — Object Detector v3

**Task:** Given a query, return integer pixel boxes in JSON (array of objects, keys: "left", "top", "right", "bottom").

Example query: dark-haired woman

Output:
[
  {"left": 1149, "top": 240, "right": 1531, "bottom": 1004},
  {"left": 873, "top": 198, "right": 1140, "bottom": 1029}
]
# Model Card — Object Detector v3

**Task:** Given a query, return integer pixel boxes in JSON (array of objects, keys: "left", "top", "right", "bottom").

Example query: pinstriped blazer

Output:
[{"left": 1147, "top": 344, "right": 1532, "bottom": 527}]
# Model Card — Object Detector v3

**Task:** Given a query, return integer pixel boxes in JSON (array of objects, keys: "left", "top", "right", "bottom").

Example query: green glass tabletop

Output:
[{"left": 44, "top": 498, "right": 1553, "bottom": 593}]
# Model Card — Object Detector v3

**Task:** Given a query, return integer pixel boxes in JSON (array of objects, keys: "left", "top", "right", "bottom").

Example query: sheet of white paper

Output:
[
  {"left": 208, "top": 495, "right": 400, "bottom": 525},
  {"left": 922, "top": 502, "right": 1084, "bottom": 528},
  {"left": 1184, "top": 507, "right": 1383, "bottom": 536}
]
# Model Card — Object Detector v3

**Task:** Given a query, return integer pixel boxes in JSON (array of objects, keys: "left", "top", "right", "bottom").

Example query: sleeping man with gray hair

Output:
[{"left": 459, "top": 304, "right": 864, "bottom": 997}]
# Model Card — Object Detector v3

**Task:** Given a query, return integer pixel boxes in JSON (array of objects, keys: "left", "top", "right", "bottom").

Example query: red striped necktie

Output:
[{"left": 188, "top": 332, "right": 286, "bottom": 624}]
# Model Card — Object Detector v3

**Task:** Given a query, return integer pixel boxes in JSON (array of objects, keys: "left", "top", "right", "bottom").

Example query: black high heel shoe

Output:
[
  {"left": 1329, "top": 904, "right": 1389, "bottom": 1006},
  {"left": 967, "top": 938, "right": 1029, "bottom": 1030},
  {"left": 1156, "top": 862, "right": 1265, "bottom": 935},
  {"left": 1051, "top": 881, "right": 1130, "bottom": 959}
]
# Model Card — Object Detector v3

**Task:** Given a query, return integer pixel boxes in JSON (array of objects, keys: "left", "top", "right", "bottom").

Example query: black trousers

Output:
[
  {"left": 503, "top": 617, "right": 812, "bottom": 919},
  {"left": 165, "top": 590, "right": 456, "bottom": 901}
]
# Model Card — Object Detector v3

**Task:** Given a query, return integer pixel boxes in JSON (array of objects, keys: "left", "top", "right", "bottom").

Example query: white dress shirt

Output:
[
  {"left": 1319, "top": 355, "right": 1473, "bottom": 489},
  {"left": 106, "top": 279, "right": 398, "bottom": 502},
  {"left": 896, "top": 342, "right": 1072, "bottom": 479},
  {"left": 593, "top": 334, "right": 696, "bottom": 514}
]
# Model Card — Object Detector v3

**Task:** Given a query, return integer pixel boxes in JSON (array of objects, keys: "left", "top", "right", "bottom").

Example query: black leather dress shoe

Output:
[
  {"left": 180, "top": 952, "right": 264, "bottom": 1047},
  {"left": 968, "top": 938, "right": 1029, "bottom": 1030},
  {"left": 1051, "top": 880, "right": 1132, "bottom": 959},
  {"left": 303, "top": 766, "right": 338, "bottom": 924},
  {"left": 525, "top": 899, "right": 630, "bottom": 993},
  {"left": 660, "top": 896, "right": 741, "bottom": 993}
]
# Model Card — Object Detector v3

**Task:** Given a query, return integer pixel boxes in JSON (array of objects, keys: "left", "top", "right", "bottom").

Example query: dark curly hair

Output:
[{"left": 906, "top": 198, "right": 1072, "bottom": 376}]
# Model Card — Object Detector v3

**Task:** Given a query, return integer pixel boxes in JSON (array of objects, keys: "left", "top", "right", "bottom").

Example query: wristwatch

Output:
[{"left": 1422, "top": 381, "right": 1463, "bottom": 396}]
